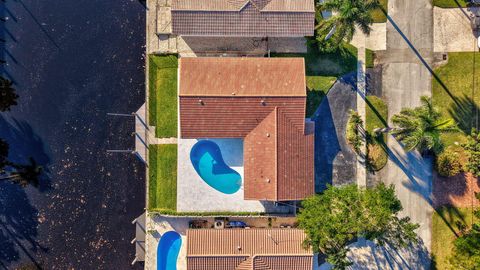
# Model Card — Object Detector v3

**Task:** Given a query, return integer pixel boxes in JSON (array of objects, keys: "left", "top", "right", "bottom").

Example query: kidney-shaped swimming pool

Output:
[
  {"left": 157, "top": 231, "right": 181, "bottom": 270},
  {"left": 190, "top": 140, "right": 242, "bottom": 194}
]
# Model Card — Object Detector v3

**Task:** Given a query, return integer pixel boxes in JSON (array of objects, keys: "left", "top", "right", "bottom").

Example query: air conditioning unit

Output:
[{"left": 214, "top": 219, "right": 225, "bottom": 229}]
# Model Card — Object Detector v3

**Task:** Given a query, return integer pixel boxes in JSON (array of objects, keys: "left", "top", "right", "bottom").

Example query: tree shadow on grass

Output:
[{"left": 447, "top": 94, "right": 480, "bottom": 134}]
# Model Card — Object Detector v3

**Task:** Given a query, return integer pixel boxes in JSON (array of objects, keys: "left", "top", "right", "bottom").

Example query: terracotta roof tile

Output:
[
  {"left": 179, "top": 57, "right": 314, "bottom": 201},
  {"left": 179, "top": 57, "right": 306, "bottom": 97},
  {"left": 244, "top": 109, "right": 277, "bottom": 200},
  {"left": 244, "top": 107, "right": 314, "bottom": 201},
  {"left": 186, "top": 229, "right": 313, "bottom": 270}
]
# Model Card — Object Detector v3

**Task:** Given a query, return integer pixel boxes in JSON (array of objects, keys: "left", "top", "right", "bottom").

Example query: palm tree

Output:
[
  {"left": 314, "top": 0, "right": 381, "bottom": 50},
  {"left": 0, "top": 138, "right": 8, "bottom": 171},
  {"left": 391, "top": 96, "right": 457, "bottom": 154},
  {"left": 0, "top": 76, "right": 19, "bottom": 111},
  {"left": 0, "top": 157, "right": 43, "bottom": 187}
]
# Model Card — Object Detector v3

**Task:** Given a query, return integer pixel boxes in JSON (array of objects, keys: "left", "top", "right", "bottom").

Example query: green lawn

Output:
[
  {"left": 432, "top": 0, "right": 468, "bottom": 8},
  {"left": 148, "top": 54, "right": 178, "bottom": 138},
  {"left": 306, "top": 76, "right": 337, "bottom": 117},
  {"left": 432, "top": 206, "right": 479, "bottom": 269},
  {"left": 365, "top": 96, "right": 389, "bottom": 171},
  {"left": 370, "top": 0, "right": 388, "bottom": 23},
  {"left": 148, "top": 144, "right": 177, "bottom": 211},
  {"left": 432, "top": 52, "right": 480, "bottom": 159},
  {"left": 366, "top": 49, "right": 374, "bottom": 69},
  {"left": 273, "top": 43, "right": 357, "bottom": 116}
]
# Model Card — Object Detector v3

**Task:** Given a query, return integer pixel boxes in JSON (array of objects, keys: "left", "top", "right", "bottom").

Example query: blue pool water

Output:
[
  {"left": 157, "top": 231, "right": 182, "bottom": 270},
  {"left": 190, "top": 140, "right": 242, "bottom": 194}
]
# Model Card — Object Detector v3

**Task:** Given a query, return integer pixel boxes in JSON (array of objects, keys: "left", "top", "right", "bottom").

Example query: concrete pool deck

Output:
[{"left": 177, "top": 138, "right": 291, "bottom": 213}]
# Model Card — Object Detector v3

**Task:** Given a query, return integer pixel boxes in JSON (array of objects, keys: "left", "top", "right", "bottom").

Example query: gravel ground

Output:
[{"left": 0, "top": 1, "right": 146, "bottom": 269}]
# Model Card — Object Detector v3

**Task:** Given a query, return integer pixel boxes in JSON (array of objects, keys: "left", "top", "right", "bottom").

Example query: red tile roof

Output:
[
  {"left": 171, "top": 0, "right": 315, "bottom": 37},
  {"left": 186, "top": 229, "right": 313, "bottom": 270},
  {"left": 244, "top": 107, "right": 314, "bottom": 201},
  {"left": 179, "top": 57, "right": 306, "bottom": 97},
  {"left": 179, "top": 57, "right": 314, "bottom": 201}
]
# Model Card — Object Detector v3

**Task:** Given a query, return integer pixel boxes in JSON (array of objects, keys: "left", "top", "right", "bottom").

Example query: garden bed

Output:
[{"left": 365, "top": 96, "right": 389, "bottom": 171}]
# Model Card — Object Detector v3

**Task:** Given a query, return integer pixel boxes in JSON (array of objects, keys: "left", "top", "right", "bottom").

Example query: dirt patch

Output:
[{"left": 433, "top": 172, "right": 480, "bottom": 207}]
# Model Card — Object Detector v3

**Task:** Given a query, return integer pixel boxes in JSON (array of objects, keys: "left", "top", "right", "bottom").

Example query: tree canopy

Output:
[
  {"left": 391, "top": 96, "right": 457, "bottom": 154},
  {"left": 0, "top": 138, "right": 42, "bottom": 188},
  {"left": 448, "top": 193, "right": 480, "bottom": 270},
  {"left": 0, "top": 76, "right": 18, "bottom": 112},
  {"left": 298, "top": 183, "right": 419, "bottom": 270},
  {"left": 463, "top": 128, "right": 480, "bottom": 177},
  {"left": 313, "top": 0, "right": 381, "bottom": 52}
]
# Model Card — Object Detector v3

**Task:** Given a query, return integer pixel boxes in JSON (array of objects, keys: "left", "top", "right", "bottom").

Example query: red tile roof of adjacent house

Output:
[
  {"left": 171, "top": 0, "right": 315, "bottom": 37},
  {"left": 179, "top": 57, "right": 306, "bottom": 97},
  {"left": 186, "top": 229, "right": 313, "bottom": 270},
  {"left": 179, "top": 57, "right": 314, "bottom": 201}
]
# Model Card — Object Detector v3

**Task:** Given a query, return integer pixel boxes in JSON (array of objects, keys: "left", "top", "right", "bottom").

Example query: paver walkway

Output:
[{"left": 380, "top": 0, "right": 434, "bottom": 267}]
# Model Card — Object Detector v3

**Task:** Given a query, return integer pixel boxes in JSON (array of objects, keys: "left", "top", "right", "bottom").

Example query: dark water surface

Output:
[{"left": 0, "top": 1, "right": 146, "bottom": 269}]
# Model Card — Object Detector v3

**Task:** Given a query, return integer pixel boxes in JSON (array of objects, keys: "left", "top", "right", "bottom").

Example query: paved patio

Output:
[
  {"left": 434, "top": 7, "right": 480, "bottom": 52},
  {"left": 177, "top": 138, "right": 290, "bottom": 213},
  {"left": 350, "top": 23, "right": 387, "bottom": 51}
]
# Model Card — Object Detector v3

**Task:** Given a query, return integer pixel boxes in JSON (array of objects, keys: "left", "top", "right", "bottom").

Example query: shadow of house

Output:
[
  {"left": 313, "top": 73, "right": 357, "bottom": 192},
  {"left": 448, "top": 94, "right": 480, "bottom": 134}
]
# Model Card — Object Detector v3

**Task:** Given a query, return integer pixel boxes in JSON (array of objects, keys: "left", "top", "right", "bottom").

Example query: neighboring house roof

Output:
[
  {"left": 179, "top": 57, "right": 314, "bottom": 201},
  {"left": 171, "top": 0, "right": 315, "bottom": 37},
  {"left": 179, "top": 57, "right": 306, "bottom": 97},
  {"left": 186, "top": 229, "right": 313, "bottom": 270}
]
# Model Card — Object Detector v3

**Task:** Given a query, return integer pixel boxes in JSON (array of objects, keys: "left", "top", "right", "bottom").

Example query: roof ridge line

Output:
[{"left": 274, "top": 106, "right": 279, "bottom": 202}]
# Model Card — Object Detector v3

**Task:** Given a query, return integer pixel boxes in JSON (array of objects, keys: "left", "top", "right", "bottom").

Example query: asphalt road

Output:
[
  {"left": 380, "top": 0, "right": 434, "bottom": 268},
  {"left": 0, "top": 1, "right": 146, "bottom": 269}
]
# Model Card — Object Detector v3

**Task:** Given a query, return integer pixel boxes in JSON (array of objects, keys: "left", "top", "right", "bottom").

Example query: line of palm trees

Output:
[
  {"left": 316, "top": 1, "right": 458, "bottom": 153},
  {"left": 0, "top": 74, "right": 42, "bottom": 187},
  {"left": 0, "top": 5, "right": 43, "bottom": 187}
]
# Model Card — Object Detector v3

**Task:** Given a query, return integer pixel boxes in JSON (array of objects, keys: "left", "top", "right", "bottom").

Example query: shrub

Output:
[
  {"left": 435, "top": 150, "right": 462, "bottom": 177},
  {"left": 346, "top": 110, "right": 364, "bottom": 154},
  {"left": 463, "top": 129, "right": 480, "bottom": 177},
  {"left": 367, "top": 143, "right": 388, "bottom": 171}
]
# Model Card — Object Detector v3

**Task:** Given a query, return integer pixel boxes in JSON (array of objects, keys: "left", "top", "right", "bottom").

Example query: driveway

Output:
[
  {"left": 380, "top": 0, "right": 434, "bottom": 266},
  {"left": 434, "top": 7, "right": 480, "bottom": 52},
  {"left": 313, "top": 73, "right": 357, "bottom": 192}
]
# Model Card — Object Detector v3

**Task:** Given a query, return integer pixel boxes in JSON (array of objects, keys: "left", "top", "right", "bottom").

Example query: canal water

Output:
[{"left": 0, "top": 1, "right": 146, "bottom": 269}]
